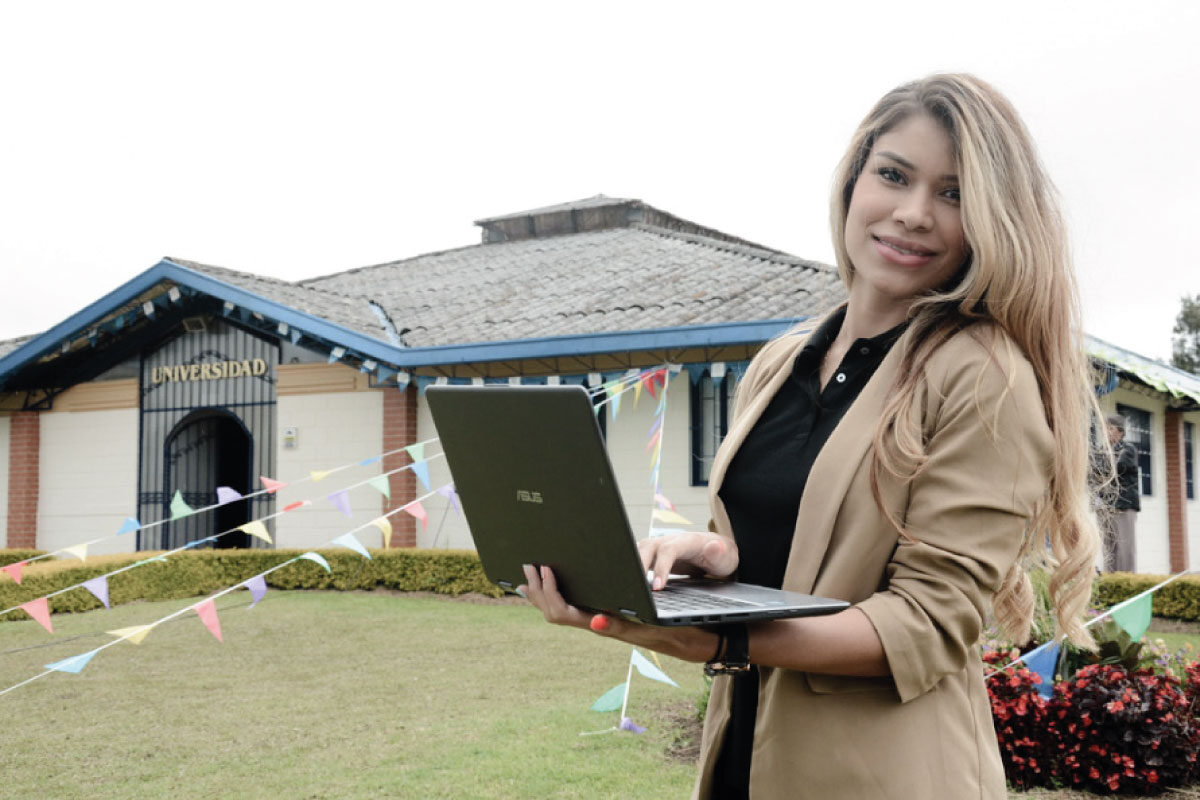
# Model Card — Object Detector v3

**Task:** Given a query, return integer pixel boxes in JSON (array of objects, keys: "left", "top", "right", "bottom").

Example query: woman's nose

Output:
[{"left": 893, "top": 191, "right": 934, "bottom": 231}]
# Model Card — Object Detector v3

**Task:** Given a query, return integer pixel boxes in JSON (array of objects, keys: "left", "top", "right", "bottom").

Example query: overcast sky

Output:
[{"left": 1, "top": 1, "right": 1196, "bottom": 362}]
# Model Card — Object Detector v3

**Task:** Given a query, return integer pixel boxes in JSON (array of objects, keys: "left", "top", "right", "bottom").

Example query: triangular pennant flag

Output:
[
  {"left": 619, "top": 716, "right": 646, "bottom": 734},
  {"left": 651, "top": 508, "right": 693, "bottom": 526},
  {"left": 243, "top": 575, "right": 268, "bottom": 608},
  {"left": 327, "top": 490, "right": 353, "bottom": 518},
  {"left": 116, "top": 517, "right": 141, "bottom": 535},
  {"left": 640, "top": 372, "right": 658, "bottom": 399},
  {"left": 237, "top": 521, "right": 273, "bottom": 545},
  {"left": 1111, "top": 593, "right": 1153, "bottom": 641},
  {"left": 359, "top": 456, "right": 381, "bottom": 466},
  {"left": 216, "top": 486, "right": 242, "bottom": 505},
  {"left": 332, "top": 533, "right": 372, "bottom": 560},
  {"left": 62, "top": 543, "right": 88, "bottom": 561},
  {"left": 299, "top": 552, "right": 331, "bottom": 572},
  {"left": 436, "top": 485, "right": 460, "bottom": 513},
  {"left": 1, "top": 560, "right": 28, "bottom": 584},
  {"left": 194, "top": 599, "right": 223, "bottom": 642},
  {"left": 644, "top": 429, "right": 662, "bottom": 453},
  {"left": 82, "top": 575, "right": 110, "bottom": 609},
  {"left": 108, "top": 624, "right": 154, "bottom": 644},
  {"left": 260, "top": 476, "right": 287, "bottom": 493},
  {"left": 21, "top": 597, "right": 53, "bottom": 633},
  {"left": 633, "top": 379, "right": 643, "bottom": 407},
  {"left": 1022, "top": 641, "right": 1061, "bottom": 699},
  {"left": 603, "top": 380, "right": 622, "bottom": 420},
  {"left": 170, "top": 490, "right": 194, "bottom": 520},
  {"left": 310, "top": 470, "right": 332, "bottom": 482},
  {"left": 283, "top": 500, "right": 307, "bottom": 512},
  {"left": 404, "top": 443, "right": 425, "bottom": 463},
  {"left": 631, "top": 648, "right": 679, "bottom": 687},
  {"left": 591, "top": 682, "right": 627, "bottom": 712},
  {"left": 648, "top": 414, "right": 663, "bottom": 436},
  {"left": 404, "top": 501, "right": 428, "bottom": 530},
  {"left": 370, "top": 517, "right": 394, "bottom": 548},
  {"left": 45, "top": 650, "right": 98, "bottom": 674},
  {"left": 653, "top": 493, "right": 675, "bottom": 511},
  {"left": 411, "top": 460, "right": 431, "bottom": 492},
  {"left": 367, "top": 475, "right": 391, "bottom": 499}
]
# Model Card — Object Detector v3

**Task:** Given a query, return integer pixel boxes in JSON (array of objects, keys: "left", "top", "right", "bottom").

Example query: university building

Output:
[{"left": 0, "top": 196, "right": 1196, "bottom": 574}]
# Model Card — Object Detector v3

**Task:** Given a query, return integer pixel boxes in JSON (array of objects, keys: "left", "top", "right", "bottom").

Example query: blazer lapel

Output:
[{"left": 782, "top": 343, "right": 904, "bottom": 594}]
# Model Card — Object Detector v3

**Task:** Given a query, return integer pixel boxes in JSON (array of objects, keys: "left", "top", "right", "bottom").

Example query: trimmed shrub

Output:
[
  {"left": 1094, "top": 573, "right": 1200, "bottom": 623},
  {"left": 0, "top": 549, "right": 45, "bottom": 568}
]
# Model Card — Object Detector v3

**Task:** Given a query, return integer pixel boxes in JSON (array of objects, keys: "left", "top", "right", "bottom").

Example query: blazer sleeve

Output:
[{"left": 855, "top": 331, "right": 1055, "bottom": 703}]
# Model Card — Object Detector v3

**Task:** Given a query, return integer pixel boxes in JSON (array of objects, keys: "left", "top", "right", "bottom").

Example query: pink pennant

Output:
[
  {"left": 404, "top": 500, "right": 429, "bottom": 529},
  {"left": 283, "top": 500, "right": 306, "bottom": 512},
  {"left": 194, "top": 599, "right": 223, "bottom": 642},
  {"left": 260, "top": 476, "right": 287, "bottom": 494},
  {"left": 83, "top": 575, "right": 110, "bottom": 609},
  {"left": 327, "top": 490, "right": 353, "bottom": 518},
  {"left": 644, "top": 429, "right": 662, "bottom": 452},
  {"left": 1, "top": 560, "right": 28, "bottom": 584},
  {"left": 20, "top": 597, "right": 53, "bottom": 633},
  {"left": 654, "top": 493, "right": 675, "bottom": 511}
]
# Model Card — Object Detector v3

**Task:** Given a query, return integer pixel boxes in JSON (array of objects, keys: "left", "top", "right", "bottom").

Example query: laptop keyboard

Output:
[{"left": 652, "top": 585, "right": 762, "bottom": 612}]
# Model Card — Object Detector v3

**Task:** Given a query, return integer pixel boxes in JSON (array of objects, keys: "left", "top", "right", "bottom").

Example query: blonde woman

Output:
[{"left": 522, "top": 74, "right": 1101, "bottom": 799}]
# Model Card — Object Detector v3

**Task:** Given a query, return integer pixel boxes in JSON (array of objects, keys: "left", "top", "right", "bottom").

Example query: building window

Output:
[
  {"left": 690, "top": 372, "right": 737, "bottom": 485},
  {"left": 1116, "top": 404, "right": 1152, "bottom": 496},
  {"left": 1186, "top": 421, "right": 1195, "bottom": 501}
]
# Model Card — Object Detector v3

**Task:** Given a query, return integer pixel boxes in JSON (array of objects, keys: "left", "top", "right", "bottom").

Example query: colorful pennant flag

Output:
[
  {"left": 653, "top": 493, "right": 675, "bottom": 511},
  {"left": 367, "top": 475, "right": 391, "bottom": 499},
  {"left": 411, "top": 460, "right": 432, "bottom": 492},
  {"left": 404, "top": 501, "right": 429, "bottom": 529},
  {"left": 116, "top": 517, "right": 141, "bottom": 535},
  {"left": 237, "top": 521, "right": 273, "bottom": 545},
  {"left": 370, "top": 517, "right": 393, "bottom": 548},
  {"left": 21, "top": 598, "right": 53, "bottom": 633},
  {"left": 310, "top": 470, "right": 332, "bottom": 482},
  {"left": 194, "top": 599, "right": 223, "bottom": 642},
  {"left": 1, "top": 560, "right": 27, "bottom": 584},
  {"left": 107, "top": 624, "right": 154, "bottom": 645},
  {"left": 633, "top": 379, "right": 643, "bottom": 407},
  {"left": 645, "top": 429, "right": 662, "bottom": 452},
  {"left": 327, "top": 490, "right": 353, "bottom": 518},
  {"left": 83, "top": 575, "right": 110, "bottom": 609},
  {"left": 299, "top": 552, "right": 331, "bottom": 573},
  {"left": 216, "top": 487, "right": 242, "bottom": 505},
  {"left": 260, "top": 476, "right": 287, "bottom": 494},
  {"left": 436, "top": 485, "right": 460, "bottom": 513},
  {"left": 45, "top": 651, "right": 97, "bottom": 674},
  {"left": 405, "top": 443, "right": 426, "bottom": 464},
  {"left": 619, "top": 716, "right": 646, "bottom": 734},
  {"left": 359, "top": 456, "right": 381, "bottom": 466},
  {"left": 591, "top": 682, "right": 627, "bottom": 712},
  {"left": 243, "top": 575, "right": 268, "bottom": 608},
  {"left": 641, "top": 372, "right": 659, "bottom": 399},
  {"left": 1023, "top": 641, "right": 1061, "bottom": 699},
  {"left": 170, "top": 490, "right": 194, "bottom": 520},
  {"left": 332, "top": 533, "right": 372, "bottom": 560},
  {"left": 62, "top": 543, "right": 88, "bottom": 561},
  {"left": 283, "top": 500, "right": 307, "bottom": 512},
  {"left": 1112, "top": 594, "right": 1153, "bottom": 641},
  {"left": 651, "top": 508, "right": 693, "bottom": 526},
  {"left": 631, "top": 649, "right": 679, "bottom": 687},
  {"left": 603, "top": 380, "right": 621, "bottom": 420}
]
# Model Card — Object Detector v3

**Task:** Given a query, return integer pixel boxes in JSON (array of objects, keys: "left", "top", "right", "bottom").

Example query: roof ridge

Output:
[
  {"left": 629, "top": 223, "right": 836, "bottom": 272},
  {"left": 298, "top": 239, "right": 491, "bottom": 285}
]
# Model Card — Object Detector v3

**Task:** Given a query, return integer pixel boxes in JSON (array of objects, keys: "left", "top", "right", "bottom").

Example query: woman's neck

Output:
[{"left": 837, "top": 291, "right": 912, "bottom": 346}]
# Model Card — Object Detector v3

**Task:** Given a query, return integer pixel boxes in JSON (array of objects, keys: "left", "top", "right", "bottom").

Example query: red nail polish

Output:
[{"left": 590, "top": 614, "right": 610, "bottom": 632}]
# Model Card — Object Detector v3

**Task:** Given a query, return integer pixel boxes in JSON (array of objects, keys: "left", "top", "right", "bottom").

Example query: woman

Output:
[{"left": 521, "top": 74, "right": 1101, "bottom": 799}]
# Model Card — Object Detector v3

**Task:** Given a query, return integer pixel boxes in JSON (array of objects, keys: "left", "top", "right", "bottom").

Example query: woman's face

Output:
[{"left": 843, "top": 113, "right": 968, "bottom": 312}]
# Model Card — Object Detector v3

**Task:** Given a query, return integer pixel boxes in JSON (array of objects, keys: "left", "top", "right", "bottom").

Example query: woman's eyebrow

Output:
[{"left": 876, "top": 150, "right": 958, "bottom": 182}]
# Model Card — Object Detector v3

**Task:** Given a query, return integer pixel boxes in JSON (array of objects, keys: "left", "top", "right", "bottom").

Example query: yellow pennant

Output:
[
  {"left": 310, "top": 470, "right": 332, "bottom": 482},
  {"left": 107, "top": 624, "right": 154, "bottom": 645},
  {"left": 62, "top": 544, "right": 88, "bottom": 561},
  {"left": 238, "top": 521, "right": 273, "bottom": 544},
  {"left": 633, "top": 379, "right": 643, "bottom": 407},
  {"left": 651, "top": 508, "right": 693, "bottom": 526},
  {"left": 370, "top": 517, "right": 393, "bottom": 548}
]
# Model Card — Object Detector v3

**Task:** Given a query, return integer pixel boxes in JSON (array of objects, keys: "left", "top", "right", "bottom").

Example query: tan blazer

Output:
[{"left": 693, "top": 316, "right": 1054, "bottom": 800}]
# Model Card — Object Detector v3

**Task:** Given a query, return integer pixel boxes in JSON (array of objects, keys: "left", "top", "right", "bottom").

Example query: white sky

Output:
[{"left": 0, "top": 1, "right": 1196, "bottom": 361}]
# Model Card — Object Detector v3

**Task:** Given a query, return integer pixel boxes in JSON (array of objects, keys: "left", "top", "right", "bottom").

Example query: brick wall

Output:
[
  {"left": 382, "top": 385, "right": 418, "bottom": 546},
  {"left": 1165, "top": 409, "right": 1189, "bottom": 572},
  {"left": 6, "top": 412, "right": 40, "bottom": 549}
]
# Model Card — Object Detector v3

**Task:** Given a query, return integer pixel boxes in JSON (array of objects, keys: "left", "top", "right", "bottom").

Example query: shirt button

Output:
[
  {"left": 835, "top": 373, "right": 847, "bottom": 383},
  {"left": 859, "top": 346, "right": 870, "bottom": 355}
]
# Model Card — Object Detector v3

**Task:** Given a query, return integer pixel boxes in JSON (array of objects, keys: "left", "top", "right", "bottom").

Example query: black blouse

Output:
[{"left": 710, "top": 308, "right": 906, "bottom": 798}]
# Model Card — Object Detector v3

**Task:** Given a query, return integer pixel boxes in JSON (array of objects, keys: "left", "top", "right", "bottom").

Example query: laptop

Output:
[{"left": 426, "top": 384, "right": 849, "bottom": 626}]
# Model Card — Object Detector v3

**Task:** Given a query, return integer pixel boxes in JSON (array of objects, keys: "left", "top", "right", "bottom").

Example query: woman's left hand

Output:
[{"left": 518, "top": 564, "right": 719, "bottom": 663}]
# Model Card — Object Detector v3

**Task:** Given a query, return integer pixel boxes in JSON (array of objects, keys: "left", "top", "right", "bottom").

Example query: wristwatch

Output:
[{"left": 705, "top": 623, "right": 751, "bottom": 676}]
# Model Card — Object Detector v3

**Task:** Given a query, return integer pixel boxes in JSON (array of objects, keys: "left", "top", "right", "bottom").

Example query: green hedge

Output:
[
  {"left": 1093, "top": 572, "right": 1200, "bottom": 622},
  {"left": 1, "top": 548, "right": 503, "bottom": 621},
  {"left": 0, "top": 549, "right": 45, "bottom": 568}
]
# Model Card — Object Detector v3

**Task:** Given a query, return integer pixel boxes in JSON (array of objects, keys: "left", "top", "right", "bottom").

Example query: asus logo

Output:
[{"left": 516, "top": 490, "right": 543, "bottom": 504}]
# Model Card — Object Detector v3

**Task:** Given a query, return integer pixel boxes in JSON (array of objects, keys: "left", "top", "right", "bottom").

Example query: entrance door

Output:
[{"left": 163, "top": 410, "right": 253, "bottom": 549}]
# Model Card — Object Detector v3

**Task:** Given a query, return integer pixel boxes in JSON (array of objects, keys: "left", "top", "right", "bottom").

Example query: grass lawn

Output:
[{"left": 4, "top": 591, "right": 1200, "bottom": 799}]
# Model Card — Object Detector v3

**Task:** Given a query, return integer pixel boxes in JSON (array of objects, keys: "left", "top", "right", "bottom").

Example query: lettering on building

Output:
[{"left": 151, "top": 358, "right": 269, "bottom": 384}]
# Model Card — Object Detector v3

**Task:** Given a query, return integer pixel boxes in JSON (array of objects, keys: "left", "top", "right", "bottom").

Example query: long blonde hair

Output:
[{"left": 831, "top": 74, "right": 1101, "bottom": 648}]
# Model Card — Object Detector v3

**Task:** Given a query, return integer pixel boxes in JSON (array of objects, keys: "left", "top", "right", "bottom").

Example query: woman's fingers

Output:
[
  {"left": 520, "top": 564, "right": 590, "bottom": 628},
  {"left": 638, "top": 532, "right": 739, "bottom": 590}
]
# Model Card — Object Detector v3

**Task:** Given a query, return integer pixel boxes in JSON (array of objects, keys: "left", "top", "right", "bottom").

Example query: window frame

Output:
[{"left": 1116, "top": 403, "right": 1153, "bottom": 497}]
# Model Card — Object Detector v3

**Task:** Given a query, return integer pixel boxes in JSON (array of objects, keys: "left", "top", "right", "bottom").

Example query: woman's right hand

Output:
[{"left": 638, "top": 531, "right": 739, "bottom": 591}]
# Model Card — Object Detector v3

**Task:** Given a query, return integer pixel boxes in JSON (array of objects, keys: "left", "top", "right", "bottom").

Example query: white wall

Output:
[
  {"left": 273, "top": 390, "right": 386, "bottom": 550},
  {"left": 38, "top": 408, "right": 139, "bottom": 556},
  {"left": 417, "top": 375, "right": 711, "bottom": 550},
  {"left": 0, "top": 416, "right": 9, "bottom": 546}
]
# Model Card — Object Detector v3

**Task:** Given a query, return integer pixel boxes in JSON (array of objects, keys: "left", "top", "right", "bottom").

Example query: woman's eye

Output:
[
  {"left": 942, "top": 187, "right": 961, "bottom": 203},
  {"left": 878, "top": 166, "right": 905, "bottom": 184}
]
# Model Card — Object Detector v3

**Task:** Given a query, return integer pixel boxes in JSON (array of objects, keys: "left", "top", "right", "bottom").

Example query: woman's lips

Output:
[{"left": 872, "top": 235, "right": 936, "bottom": 267}]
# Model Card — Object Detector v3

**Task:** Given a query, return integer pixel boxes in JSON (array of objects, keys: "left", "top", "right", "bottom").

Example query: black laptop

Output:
[{"left": 425, "top": 384, "right": 848, "bottom": 626}]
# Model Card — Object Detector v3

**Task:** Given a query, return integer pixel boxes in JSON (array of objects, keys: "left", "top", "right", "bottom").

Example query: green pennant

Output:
[
  {"left": 367, "top": 475, "right": 391, "bottom": 499},
  {"left": 590, "top": 682, "right": 627, "bottom": 712},
  {"left": 169, "top": 490, "right": 194, "bottom": 520},
  {"left": 1111, "top": 593, "right": 1153, "bottom": 641}
]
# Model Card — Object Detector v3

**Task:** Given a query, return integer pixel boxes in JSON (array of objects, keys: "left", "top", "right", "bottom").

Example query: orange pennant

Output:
[
  {"left": 20, "top": 597, "right": 53, "bottom": 633},
  {"left": 260, "top": 476, "right": 287, "bottom": 494},
  {"left": 1, "top": 560, "right": 27, "bottom": 584},
  {"left": 404, "top": 501, "right": 429, "bottom": 530},
  {"left": 194, "top": 599, "right": 223, "bottom": 642}
]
